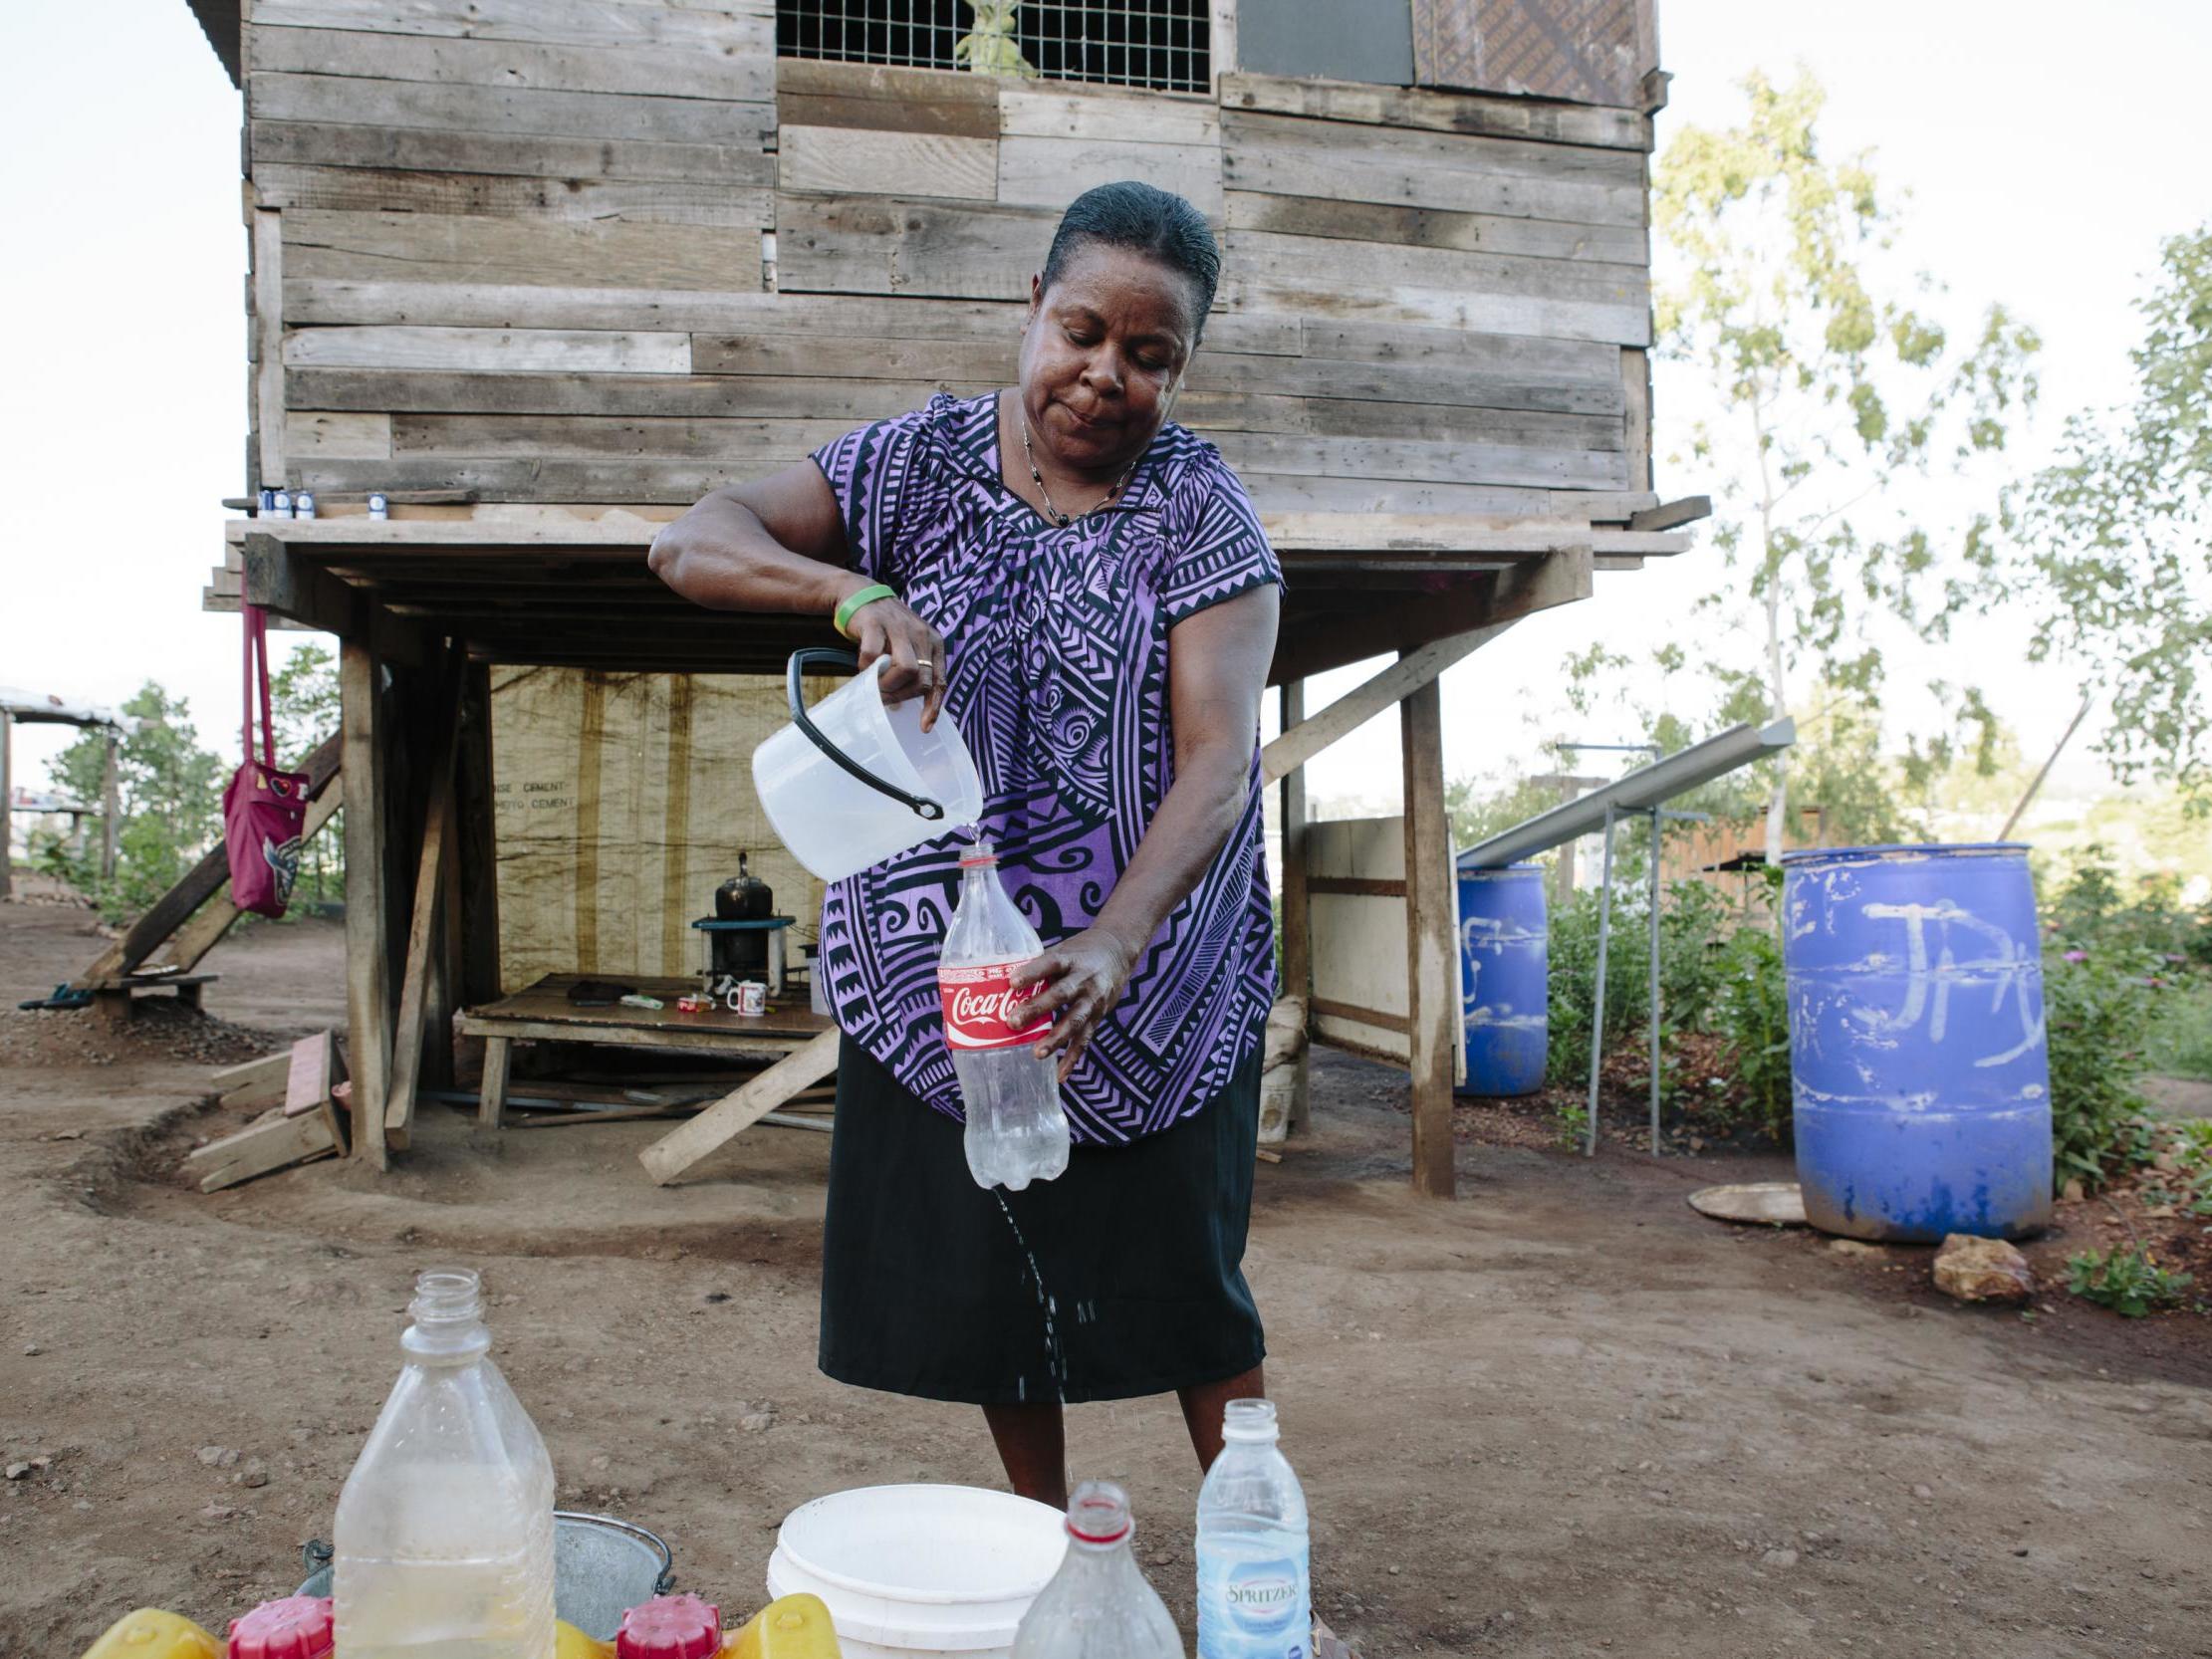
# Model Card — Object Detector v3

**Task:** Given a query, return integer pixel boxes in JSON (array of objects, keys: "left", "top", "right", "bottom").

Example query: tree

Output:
[
  {"left": 1999, "top": 226, "right": 2212, "bottom": 814},
  {"left": 46, "top": 682, "right": 224, "bottom": 918},
  {"left": 1654, "top": 70, "right": 2040, "bottom": 860}
]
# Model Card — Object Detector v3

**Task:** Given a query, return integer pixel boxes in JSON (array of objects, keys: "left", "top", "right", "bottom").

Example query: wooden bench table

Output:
[
  {"left": 455, "top": 972, "right": 834, "bottom": 1128},
  {"left": 92, "top": 971, "right": 219, "bottom": 1026}
]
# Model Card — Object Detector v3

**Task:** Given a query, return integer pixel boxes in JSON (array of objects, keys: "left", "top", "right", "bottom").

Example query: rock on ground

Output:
[{"left": 1932, "top": 1233, "right": 2036, "bottom": 1303}]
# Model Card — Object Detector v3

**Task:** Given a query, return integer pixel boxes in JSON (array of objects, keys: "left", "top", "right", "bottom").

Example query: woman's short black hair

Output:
[{"left": 1039, "top": 180, "right": 1220, "bottom": 341}]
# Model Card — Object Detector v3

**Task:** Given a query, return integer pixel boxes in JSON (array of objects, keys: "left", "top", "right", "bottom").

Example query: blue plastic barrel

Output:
[
  {"left": 1456, "top": 862, "right": 1548, "bottom": 1095},
  {"left": 1782, "top": 843, "right": 2053, "bottom": 1241}
]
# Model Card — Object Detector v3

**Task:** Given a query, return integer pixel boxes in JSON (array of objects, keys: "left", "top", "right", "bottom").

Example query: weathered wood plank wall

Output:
[{"left": 237, "top": 3, "right": 1654, "bottom": 523}]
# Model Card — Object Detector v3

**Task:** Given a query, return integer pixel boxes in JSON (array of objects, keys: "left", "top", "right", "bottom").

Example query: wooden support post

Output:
[
  {"left": 101, "top": 730, "right": 120, "bottom": 882},
  {"left": 1400, "top": 674, "right": 1456, "bottom": 1199},
  {"left": 453, "top": 662, "right": 502, "bottom": 1007},
  {"left": 477, "top": 1035, "right": 513, "bottom": 1129},
  {"left": 0, "top": 712, "right": 12, "bottom": 903},
  {"left": 1278, "top": 681, "right": 1313, "bottom": 1136},
  {"left": 383, "top": 704, "right": 459, "bottom": 1150},
  {"left": 341, "top": 642, "right": 392, "bottom": 1170}
]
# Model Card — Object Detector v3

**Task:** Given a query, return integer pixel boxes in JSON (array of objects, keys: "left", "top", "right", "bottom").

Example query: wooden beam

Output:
[
  {"left": 283, "top": 1030, "right": 349, "bottom": 1155},
  {"left": 1270, "top": 546, "right": 1592, "bottom": 684},
  {"left": 101, "top": 731, "right": 119, "bottom": 881},
  {"left": 1401, "top": 675, "right": 1456, "bottom": 1199},
  {"left": 341, "top": 641, "right": 392, "bottom": 1171},
  {"left": 252, "top": 205, "right": 286, "bottom": 488},
  {"left": 1266, "top": 627, "right": 1497, "bottom": 784},
  {"left": 0, "top": 714, "right": 10, "bottom": 903},
  {"left": 638, "top": 1026, "right": 843, "bottom": 1186},
  {"left": 453, "top": 662, "right": 502, "bottom": 1005},
  {"left": 1627, "top": 495, "right": 1712, "bottom": 533},
  {"left": 1278, "top": 681, "right": 1312, "bottom": 1137},
  {"left": 243, "top": 532, "right": 361, "bottom": 636},
  {"left": 383, "top": 701, "right": 459, "bottom": 1148}
]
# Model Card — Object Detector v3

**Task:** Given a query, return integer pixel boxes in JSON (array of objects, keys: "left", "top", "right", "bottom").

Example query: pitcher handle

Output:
[{"left": 787, "top": 648, "right": 947, "bottom": 823}]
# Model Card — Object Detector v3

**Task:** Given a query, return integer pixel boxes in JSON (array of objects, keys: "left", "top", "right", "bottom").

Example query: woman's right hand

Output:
[{"left": 846, "top": 591, "right": 949, "bottom": 730}]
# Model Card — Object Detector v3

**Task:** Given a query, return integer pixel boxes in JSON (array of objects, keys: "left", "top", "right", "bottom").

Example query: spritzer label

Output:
[
  {"left": 938, "top": 960, "right": 1049, "bottom": 1051},
  {"left": 1198, "top": 1546, "right": 1310, "bottom": 1659}
]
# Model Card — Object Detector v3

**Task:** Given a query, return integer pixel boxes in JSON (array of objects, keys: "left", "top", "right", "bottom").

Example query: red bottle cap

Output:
[
  {"left": 227, "top": 1597, "right": 335, "bottom": 1659},
  {"left": 616, "top": 1594, "right": 723, "bottom": 1659}
]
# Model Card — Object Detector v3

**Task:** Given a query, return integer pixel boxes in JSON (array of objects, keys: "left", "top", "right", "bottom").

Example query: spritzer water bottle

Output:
[
  {"left": 1011, "top": 1481, "right": 1184, "bottom": 1659},
  {"left": 1196, "top": 1400, "right": 1311, "bottom": 1659},
  {"left": 333, "top": 1269, "right": 556, "bottom": 1659},
  {"left": 938, "top": 838, "right": 1071, "bottom": 1191}
]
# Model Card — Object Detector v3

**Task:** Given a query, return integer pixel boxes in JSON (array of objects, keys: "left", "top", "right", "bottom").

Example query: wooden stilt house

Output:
[{"left": 183, "top": 0, "right": 1703, "bottom": 1194}]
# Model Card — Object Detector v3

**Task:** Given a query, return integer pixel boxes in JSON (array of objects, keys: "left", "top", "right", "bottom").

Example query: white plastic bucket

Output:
[
  {"left": 753, "top": 651, "right": 982, "bottom": 884},
  {"left": 766, "top": 1485, "right": 1066, "bottom": 1659}
]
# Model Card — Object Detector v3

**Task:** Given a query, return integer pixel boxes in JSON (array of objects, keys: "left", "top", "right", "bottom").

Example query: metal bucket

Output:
[{"left": 297, "top": 1512, "right": 676, "bottom": 1640}]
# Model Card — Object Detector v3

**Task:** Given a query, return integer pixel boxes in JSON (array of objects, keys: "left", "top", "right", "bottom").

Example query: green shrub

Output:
[
  {"left": 1706, "top": 926, "right": 1794, "bottom": 1135},
  {"left": 2065, "top": 1246, "right": 2194, "bottom": 1317}
]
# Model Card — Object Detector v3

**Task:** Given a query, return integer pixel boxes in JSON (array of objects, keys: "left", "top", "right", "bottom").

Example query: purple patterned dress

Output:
[{"left": 811, "top": 391, "right": 1282, "bottom": 1143}]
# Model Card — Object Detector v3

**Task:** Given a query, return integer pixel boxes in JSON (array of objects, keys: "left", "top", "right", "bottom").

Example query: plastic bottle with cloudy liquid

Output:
[
  {"left": 1195, "top": 1400, "right": 1310, "bottom": 1659},
  {"left": 333, "top": 1268, "right": 556, "bottom": 1659},
  {"left": 1012, "top": 1481, "right": 1183, "bottom": 1659}
]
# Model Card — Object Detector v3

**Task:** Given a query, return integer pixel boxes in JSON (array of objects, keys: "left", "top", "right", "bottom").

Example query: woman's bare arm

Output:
[
  {"left": 648, "top": 462, "right": 949, "bottom": 724},
  {"left": 1013, "top": 582, "right": 1282, "bottom": 1075}
]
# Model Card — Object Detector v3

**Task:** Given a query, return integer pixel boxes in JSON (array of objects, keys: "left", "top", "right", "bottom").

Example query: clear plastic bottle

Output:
[
  {"left": 333, "top": 1269, "right": 557, "bottom": 1659},
  {"left": 1011, "top": 1481, "right": 1184, "bottom": 1659},
  {"left": 1195, "top": 1400, "right": 1310, "bottom": 1659},
  {"left": 937, "top": 838, "right": 1070, "bottom": 1191}
]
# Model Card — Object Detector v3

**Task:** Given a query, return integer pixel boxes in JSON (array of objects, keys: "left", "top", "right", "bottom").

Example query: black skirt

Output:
[{"left": 819, "top": 1036, "right": 1267, "bottom": 1406}]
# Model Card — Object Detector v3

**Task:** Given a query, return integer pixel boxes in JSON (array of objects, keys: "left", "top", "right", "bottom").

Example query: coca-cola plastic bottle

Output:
[{"left": 938, "top": 838, "right": 1071, "bottom": 1191}]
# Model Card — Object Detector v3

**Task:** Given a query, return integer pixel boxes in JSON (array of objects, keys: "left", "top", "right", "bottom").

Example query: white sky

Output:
[{"left": 3, "top": 0, "right": 2206, "bottom": 809}]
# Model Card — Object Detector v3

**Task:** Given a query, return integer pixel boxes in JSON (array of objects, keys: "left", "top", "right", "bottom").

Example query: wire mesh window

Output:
[{"left": 777, "top": 3, "right": 1212, "bottom": 95}]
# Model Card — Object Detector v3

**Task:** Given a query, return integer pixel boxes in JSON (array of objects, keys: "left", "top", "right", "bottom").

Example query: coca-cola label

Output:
[{"left": 938, "top": 960, "right": 1049, "bottom": 1051}]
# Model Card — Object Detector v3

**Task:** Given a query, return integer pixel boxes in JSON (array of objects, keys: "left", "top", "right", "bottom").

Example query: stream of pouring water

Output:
[{"left": 995, "top": 1191, "right": 1067, "bottom": 1406}]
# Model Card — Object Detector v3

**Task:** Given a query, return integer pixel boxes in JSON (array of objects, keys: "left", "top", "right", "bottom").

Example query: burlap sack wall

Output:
[{"left": 490, "top": 668, "right": 827, "bottom": 990}]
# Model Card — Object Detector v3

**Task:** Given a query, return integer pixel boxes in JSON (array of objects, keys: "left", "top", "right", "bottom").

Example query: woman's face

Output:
[{"left": 1019, "top": 241, "right": 1203, "bottom": 478}]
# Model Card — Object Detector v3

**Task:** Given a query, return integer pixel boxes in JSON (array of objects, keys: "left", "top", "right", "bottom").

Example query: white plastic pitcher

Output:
[
  {"left": 766, "top": 1485, "right": 1066, "bottom": 1659},
  {"left": 753, "top": 650, "right": 982, "bottom": 883}
]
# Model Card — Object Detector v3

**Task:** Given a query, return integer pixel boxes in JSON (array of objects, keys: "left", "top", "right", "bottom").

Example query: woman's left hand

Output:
[{"left": 1009, "top": 928, "right": 1137, "bottom": 1081}]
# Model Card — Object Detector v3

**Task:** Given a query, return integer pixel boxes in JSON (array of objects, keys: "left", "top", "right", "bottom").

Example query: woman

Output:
[{"left": 648, "top": 182, "right": 1281, "bottom": 1507}]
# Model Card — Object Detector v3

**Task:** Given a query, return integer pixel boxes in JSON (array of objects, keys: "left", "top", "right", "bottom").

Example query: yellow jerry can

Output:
[
  {"left": 81, "top": 1611, "right": 222, "bottom": 1659},
  {"left": 556, "top": 1621, "right": 615, "bottom": 1659},
  {"left": 723, "top": 1594, "right": 841, "bottom": 1659}
]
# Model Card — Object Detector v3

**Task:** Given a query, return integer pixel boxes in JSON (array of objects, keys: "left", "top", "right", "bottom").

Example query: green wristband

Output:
[{"left": 834, "top": 583, "right": 898, "bottom": 640}]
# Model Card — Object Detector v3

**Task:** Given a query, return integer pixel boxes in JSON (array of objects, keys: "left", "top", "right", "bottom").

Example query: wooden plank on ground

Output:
[
  {"left": 283, "top": 1030, "right": 349, "bottom": 1153},
  {"left": 210, "top": 1051, "right": 293, "bottom": 1111},
  {"left": 639, "top": 1026, "right": 843, "bottom": 1186},
  {"left": 188, "top": 1108, "right": 339, "bottom": 1192}
]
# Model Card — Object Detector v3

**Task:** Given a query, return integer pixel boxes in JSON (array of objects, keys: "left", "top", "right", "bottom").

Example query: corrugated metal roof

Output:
[{"left": 183, "top": 0, "right": 242, "bottom": 89}]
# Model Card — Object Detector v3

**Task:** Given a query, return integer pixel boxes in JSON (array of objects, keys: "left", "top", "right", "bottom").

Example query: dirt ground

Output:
[{"left": 3, "top": 890, "right": 2208, "bottom": 1659}]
